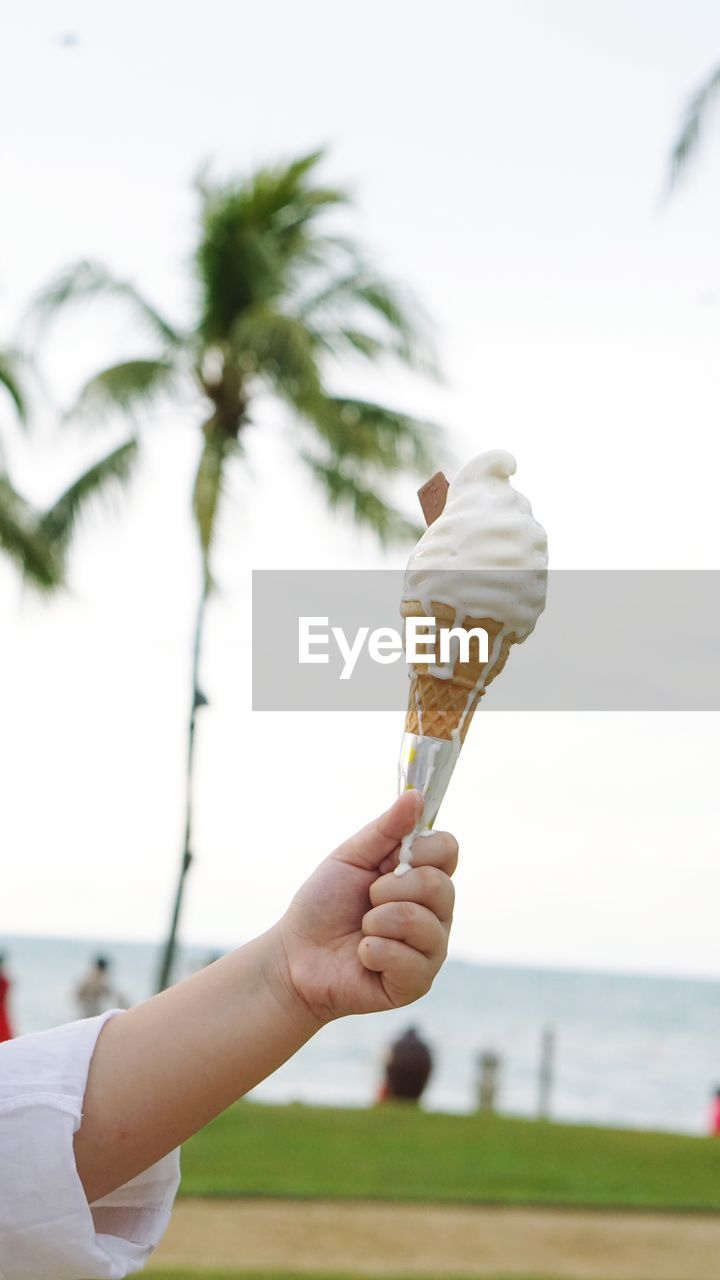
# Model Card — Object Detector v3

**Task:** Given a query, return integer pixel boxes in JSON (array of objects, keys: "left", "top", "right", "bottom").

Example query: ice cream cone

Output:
[
  {"left": 400, "top": 599, "right": 516, "bottom": 744},
  {"left": 393, "top": 450, "right": 547, "bottom": 875}
]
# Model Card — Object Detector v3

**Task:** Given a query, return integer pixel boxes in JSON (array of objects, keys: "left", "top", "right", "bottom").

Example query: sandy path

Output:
[{"left": 150, "top": 1198, "right": 720, "bottom": 1278}]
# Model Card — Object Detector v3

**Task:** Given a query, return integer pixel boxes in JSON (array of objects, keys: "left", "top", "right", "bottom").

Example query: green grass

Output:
[
  {"left": 149, "top": 1273, "right": 575, "bottom": 1280},
  {"left": 180, "top": 1101, "right": 720, "bottom": 1211}
]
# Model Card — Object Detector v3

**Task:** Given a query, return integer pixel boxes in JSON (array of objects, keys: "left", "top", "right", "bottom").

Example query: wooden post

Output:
[
  {"left": 538, "top": 1027, "right": 555, "bottom": 1119},
  {"left": 477, "top": 1050, "right": 501, "bottom": 1112}
]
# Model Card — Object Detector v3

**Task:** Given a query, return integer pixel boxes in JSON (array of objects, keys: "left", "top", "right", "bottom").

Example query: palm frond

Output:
[
  {"left": 252, "top": 149, "right": 346, "bottom": 220},
  {"left": 0, "top": 472, "right": 59, "bottom": 589},
  {"left": 669, "top": 64, "right": 720, "bottom": 188},
  {"left": 39, "top": 439, "right": 139, "bottom": 552},
  {"left": 301, "top": 452, "right": 423, "bottom": 546},
  {"left": 308, "top": 324, "right": 388, "bottom": 364},
  {"left": 300, "top": 267, "right": 437, "bottom": 374},
  {"left": 230, "top": 306, "right": 322, "bottom": 401},
  {"left": 195, "top": 150, "right": 350, "bottom": 341},
  {"left": 279, "top": 148, "right": 331, "bottom": 190},
  {"left": 194, "top": 150, "right": 439, "bottom": 384},
  {"left": 0, "top": 350, "right": 28, "bottom": 425},
  {"left": 70, "top": 358, "right": 178, "bottom": 423},
  {"left": 30, "top": 260, "right": 181, "bottom": 347},
  {"left": 352, "top": 277, "right": 418, "bottom": 345},
  {"left": 300, "top": 394, "right": 443, "bottom": 475},
  {"left": 192, "top": 428, "right": 239, "bottom": 573},
  {"left": 203, "top": 149, "right": 345, "bottom": 229}
]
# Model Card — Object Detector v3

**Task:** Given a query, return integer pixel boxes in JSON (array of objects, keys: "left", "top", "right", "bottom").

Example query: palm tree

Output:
[
  {"left": 668, "top": 63, "right": 720, "bottom": 188},
  {"left": 35, "top": 149, "right": 444, "bottom": 991},
  {"left": 0, "top": 346, "right": 137, "bottom": 589}
]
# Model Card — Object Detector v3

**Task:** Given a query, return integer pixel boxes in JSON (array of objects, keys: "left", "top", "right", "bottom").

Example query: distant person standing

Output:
[
  {"left": 378, "top": 1027, "right": 433, "bottom": 1104},
  {"left": 74, "top": 956, "right": 127, "bottom": 1019},
  {"left": 0, "top": 955, "right": 14, "bottom": 1043},
  {"left": 710, "top": 1088, "right": 720, "bottom": 1136}
]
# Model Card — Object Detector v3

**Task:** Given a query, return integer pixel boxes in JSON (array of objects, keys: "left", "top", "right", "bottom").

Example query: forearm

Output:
[{"left": 74, "top": 925, "right": 321, "bottom": 1203}]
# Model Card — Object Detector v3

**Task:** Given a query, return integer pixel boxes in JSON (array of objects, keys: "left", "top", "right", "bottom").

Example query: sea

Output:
[{"left": 3, "top": 933, "right": 720, "bottom": 1136}]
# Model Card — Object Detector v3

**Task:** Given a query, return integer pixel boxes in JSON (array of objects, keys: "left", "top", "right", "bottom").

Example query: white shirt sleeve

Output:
[{"left": 0, "top": 1012, "right": 181, "bottom": 1280}]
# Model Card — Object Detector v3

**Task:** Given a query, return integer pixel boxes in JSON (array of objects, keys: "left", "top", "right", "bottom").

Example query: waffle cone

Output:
[{"left": 401, "top": 600, "right": 516, "bottom": 743}]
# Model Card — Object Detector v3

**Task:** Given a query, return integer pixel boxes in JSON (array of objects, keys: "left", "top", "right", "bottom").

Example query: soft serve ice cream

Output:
[{"left": 395, "top": 450, "right": 548, "bottom": 874}]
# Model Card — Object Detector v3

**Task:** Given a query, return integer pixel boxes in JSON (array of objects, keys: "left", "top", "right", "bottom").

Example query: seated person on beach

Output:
[
  {"left": 378, "top": 1026, "right": 434, "bottom": 1104},
  {"left": 0, "top": 791, "right": 456, "bottom": 1279},
  {"left": 75, "top": 955, "right": 128, "bottom": 1018}
]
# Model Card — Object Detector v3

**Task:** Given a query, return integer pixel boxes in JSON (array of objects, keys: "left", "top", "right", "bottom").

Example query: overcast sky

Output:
[{"left": 2, "top": 0, "right": 720, "bottom": 977}]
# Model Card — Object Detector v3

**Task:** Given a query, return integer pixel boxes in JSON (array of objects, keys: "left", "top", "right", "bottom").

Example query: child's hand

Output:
[
  {"left": 74, "top": 790, "right": 456, "bottom": 1203},
  {"left": 276, "top": 791, "right": 457, "bottom": 1024}
]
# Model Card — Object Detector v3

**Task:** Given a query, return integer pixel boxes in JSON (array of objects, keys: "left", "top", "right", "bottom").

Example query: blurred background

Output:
[{"left": 2, "top": 3, "right": 720, "bottom": 1277}]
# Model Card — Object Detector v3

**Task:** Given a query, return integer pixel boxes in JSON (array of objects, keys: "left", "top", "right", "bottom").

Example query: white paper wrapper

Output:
[{"left": 397, "top": 731, "right": 460, "bottom": 831}]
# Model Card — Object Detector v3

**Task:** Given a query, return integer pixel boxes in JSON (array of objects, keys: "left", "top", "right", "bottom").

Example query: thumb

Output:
[{"left": 333, "top": 791, "right": 424, "bottom": 872}]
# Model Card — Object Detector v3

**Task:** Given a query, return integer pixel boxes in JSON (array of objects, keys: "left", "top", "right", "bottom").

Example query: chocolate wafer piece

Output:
[{"left": 417, "top": 472, "right": 449, "bottom": 527}]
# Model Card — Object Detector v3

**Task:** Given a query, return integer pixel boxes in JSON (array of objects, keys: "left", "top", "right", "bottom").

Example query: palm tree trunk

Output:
[{"left": 155, "top": 573, "right": 209, "bottom": 992}]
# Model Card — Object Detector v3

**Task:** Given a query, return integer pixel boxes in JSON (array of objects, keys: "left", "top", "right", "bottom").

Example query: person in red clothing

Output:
[
  {"left": 0, "top": 955, "right": 14, "bottom": 1043},
  {"left": 710, "top": 1088, "right": 720, "bottom": 1136}
]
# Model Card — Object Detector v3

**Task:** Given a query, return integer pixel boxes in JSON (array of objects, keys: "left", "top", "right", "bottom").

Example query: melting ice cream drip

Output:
[
  {"left": 395, "top": 735, "right": 458, "bottom": 876},
  {"left": 454, "top": 623, "right": 509, "bottom": 743},
  {"left": 415, "top": 690, "right": 424, "bottom": 737}
]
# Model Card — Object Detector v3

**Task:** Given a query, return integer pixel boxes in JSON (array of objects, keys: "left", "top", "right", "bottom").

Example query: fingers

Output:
[
  {"left": 379, "top": 829, "right": 459, "bottom": 877},
  {"left": 362, "top": 900, "right": 447, "bottom": 958},
  {"left": 358, "top": 935, "right": 437, "bottom": 1005},
  {"left": 369, "top": 862, "right": 455, "bottom": 925},
  {"left": 357, "top": 829, "right": 457, "bottom": 1009},
  {"left": 332, "top": 791, "right": 424, "bottom": 871}
]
